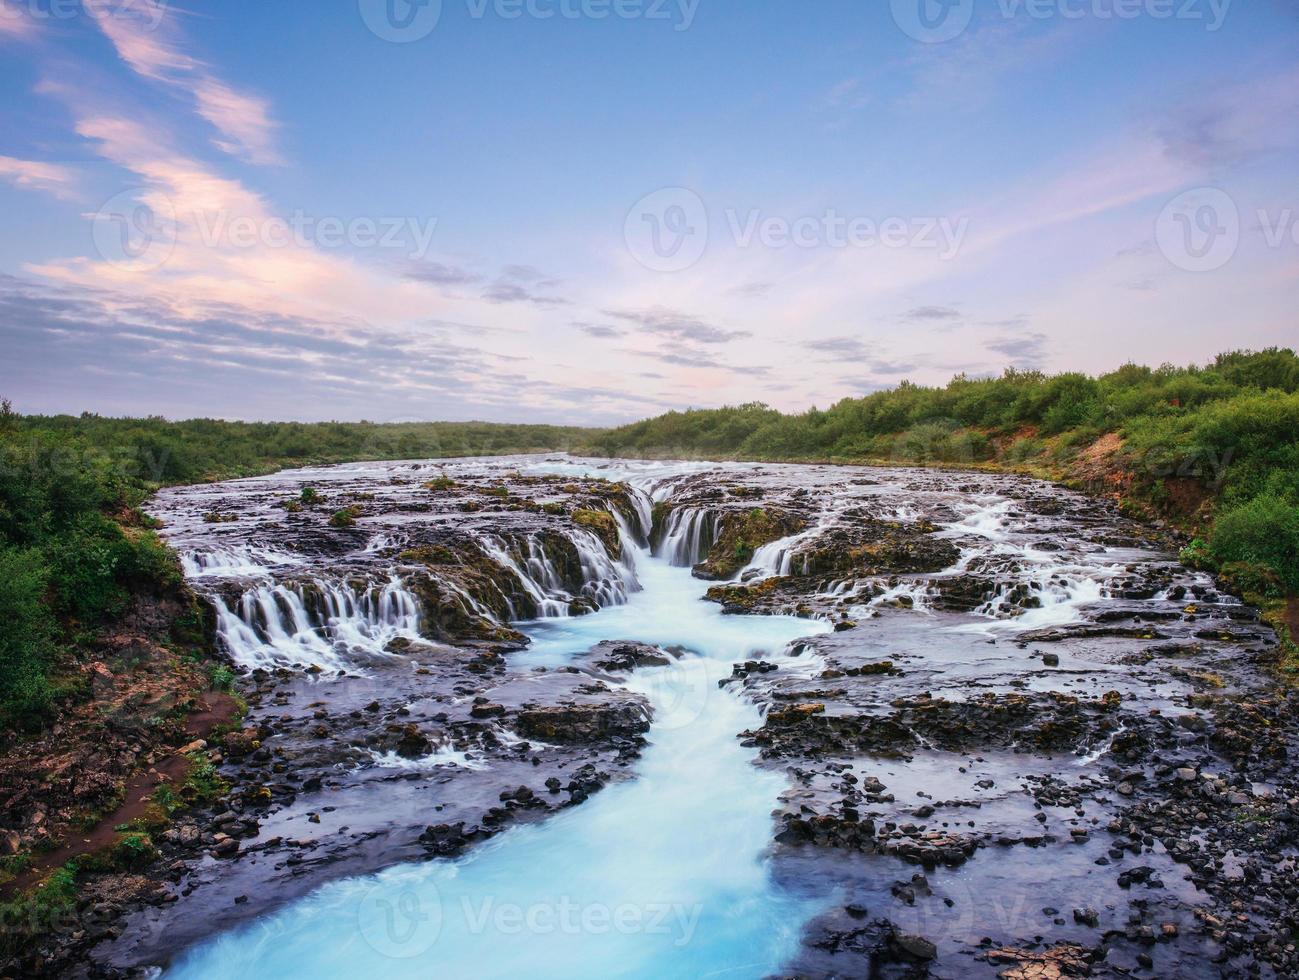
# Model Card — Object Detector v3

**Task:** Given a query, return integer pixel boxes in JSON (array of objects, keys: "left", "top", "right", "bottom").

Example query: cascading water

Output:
[
  {"left": 935, "top": 497, "right": 1125, "bottom": 634},
  {"left": 211, "top": 575, "right": 422, "bottom": 672},
  {"left": 162, "top": 488, "right": 831, "bottom": 980},
  {"left": 653, "top": 507, "right": 721, "bottom": 567},
  {"left": 477, "top": 522, "right": 640, "bottom": 620},
  {"left": 180, "top": 545, "right": 305, "bottom": 578}
]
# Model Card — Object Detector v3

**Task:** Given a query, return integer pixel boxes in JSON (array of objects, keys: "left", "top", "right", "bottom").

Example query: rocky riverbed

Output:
[{"left": 31, "top": 455, "right": 1296, "bottom": 978}]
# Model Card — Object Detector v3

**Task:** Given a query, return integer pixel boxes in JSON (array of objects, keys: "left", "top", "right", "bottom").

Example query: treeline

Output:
[
  {"left": 0, "top": 410, "right": 588, "bottom": 724},
  {"left": 590, "top": 349, "right": 1299, "bottom": 596}
]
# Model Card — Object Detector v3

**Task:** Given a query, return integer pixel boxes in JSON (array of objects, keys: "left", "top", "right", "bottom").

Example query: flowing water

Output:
[
  {"left": 165, "top": 548, "right": 829, "bottom": 979},
  {"left": 127, "top": 455, "right": 1279, "bottom": 979}
]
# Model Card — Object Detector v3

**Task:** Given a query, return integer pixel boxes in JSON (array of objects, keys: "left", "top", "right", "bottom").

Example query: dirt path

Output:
[{"left": 3, "top": 691, "right": 238, "bottom": 897}]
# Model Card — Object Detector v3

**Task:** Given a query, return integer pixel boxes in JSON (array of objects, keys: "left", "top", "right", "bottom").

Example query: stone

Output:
[{"left": 892, "top": 932, "right": 937, "bottom": 960}]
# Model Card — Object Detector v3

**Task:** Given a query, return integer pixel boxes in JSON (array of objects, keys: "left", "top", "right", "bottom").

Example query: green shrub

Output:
[
  {"left": 0, "top": 548, "right": 56, "bottom": 723},
  {"left": 208, "top": 663, "right": 236, "bottom": 691},
  {"left": 1210, "top": 494, "right": 1299, "bottom": 593},
  {"left": 43, "top": 513, "right": 133, "bottom": 623},
  {"left": 329, "top": 506, "right": 362, "bottom": 528}
]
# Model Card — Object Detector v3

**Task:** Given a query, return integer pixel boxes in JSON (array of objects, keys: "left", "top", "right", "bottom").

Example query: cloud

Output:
[
  {"left": 86, "top": 2, "right": 281, "bottom": 165},
  {"left": 500, "top": 264, "right": 561, "bottom": 288},
  {"left": 0, "top": 7, "right": 35, "bottom": 39},
  {"left": 0, "top": 156, "right": 78, "bottom": 200},
  {"left": 822, "top": 77, "right": 869, "bottom": 111},
  {"left": 572, "top": 322, "right": 623, "bottom": 338},
  {"left": 603, "top": 306, "right": 750, "bottom": 344},
  {"left": 1154, "top": 67, "right": 1299, "bottom": 170},
  {"left": 727, "top": 280, "right": 773, "bottom": 298},
  {"left": 805, "top": 336, "right": 867, "bottom": 358},
  {"left": 870, "top": 360, "right": 918, "bottom": 375},
  {"left": 901, "top": 19, "right": 1069, "bottom": 111},
  {"left": 482, "top": 281, "right": 569, "bottom": 307},
  {"left": 901, "top": 305, "right": 961, "bottom": 322},
  {"left": 1115, "top": 240, "right": 1156, "bottom": 258},
  {"left": 403, "top": 261, "right": 481, "bottom": 286},
  {"left": 987, "top": 332, "right": 1049, "bottom": 369},
  {"left": 192, "top": 77, "right": 283, "bottom": 166},
  {"left": 0, "top": 274, "right": 667, "bottom": 424},
  {"left": 646, "top": 349, "right": 725, "bottom": 369}
]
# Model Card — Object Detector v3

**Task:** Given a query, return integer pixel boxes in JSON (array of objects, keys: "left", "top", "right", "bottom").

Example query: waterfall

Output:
[
  {"left": 180, "top": 545, "right": 304, "bottom": 578},
  {"left": 654, "top": 507, "right": 721, "bottom": 567},
  {"left": 624, "top": 486, "right": 654, "bottom": 543},
  {"left": 477, "top": 535, "right": 572, "bottom": 619},
  {"left": 476, "top": 521, "right": 640, "bottom": 621},
  {"left": 211, "top": 575, "right": 422, "bottom": 672}
]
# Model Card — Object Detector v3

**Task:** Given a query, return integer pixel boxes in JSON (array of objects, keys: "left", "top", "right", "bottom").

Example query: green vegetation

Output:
[
  {"left": 0, "top": 863, "right": 77, "bottom": 958},
  {"left": 591, "top": 349, "right": 1299, "bottom": 618}
]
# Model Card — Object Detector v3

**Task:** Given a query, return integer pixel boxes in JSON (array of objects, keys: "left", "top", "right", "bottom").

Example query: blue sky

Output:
[{"left": 0, "top": 0, "right": 1296, "bottom": 423}]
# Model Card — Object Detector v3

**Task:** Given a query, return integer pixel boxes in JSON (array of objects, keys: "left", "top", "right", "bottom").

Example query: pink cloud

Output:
[
  {"left": 0, "top": 7, "right": 35, "bottom": 39},
  {"left": 193, "top": 78, "right": 283, "bottom": 165},
  {"left": 85, "top": 1, "right": 280, "bottom": 166},
  {"left": 0, "top": 156, "right": 78, "bottom": 200}
]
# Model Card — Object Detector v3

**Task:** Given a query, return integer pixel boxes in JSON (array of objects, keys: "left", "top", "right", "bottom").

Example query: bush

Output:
[
  {"left": 1210, "top": 494, "right": 1299, "bottom": 593},
  {"left": 329, "top": 508, "right": 358, "bottom": 528},
  {"left": 0, "top": 548, "right": 56, "bottom": 723}
]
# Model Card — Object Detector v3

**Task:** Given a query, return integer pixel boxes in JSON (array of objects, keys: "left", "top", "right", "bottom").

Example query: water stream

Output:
[
  {"left": 165, "top": 535, "right": 830, "bottom": 978},
  {"left": 132, "top": 455, "right": 1265, "bottom": 979}
]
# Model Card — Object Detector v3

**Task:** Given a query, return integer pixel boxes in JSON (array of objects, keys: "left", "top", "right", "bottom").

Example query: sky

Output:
[{"left": 0, "top": 0, "right": 1296, "bottom": 425}]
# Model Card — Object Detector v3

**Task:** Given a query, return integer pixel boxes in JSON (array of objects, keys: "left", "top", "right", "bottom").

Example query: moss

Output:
[
  {"left": 571, "top": 508, "right": 621, "bottom": 558},
  {"left": 109, "top": 831, "right": 159, "bottom": 870},
  {"left": 705, "top": 577, "right": 781, "bottom": 609},
  {"left": 694, "top": 508, "right": 804, "bottom": 580},
  {"left": 400, "top": 545, "right": 459, "bottom": 565},
  {"left": 329, "top": 505, "right": 362, "bottom": 528},
  {"left": 403, "top": 540, "right": 535, "bottom": 642},
  {"left": 0, "top": 863, "right": 78, "bottom": 957}
]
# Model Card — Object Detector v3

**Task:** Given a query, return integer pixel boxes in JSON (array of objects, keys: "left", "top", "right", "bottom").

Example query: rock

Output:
[
  {"left": 1041, "top": 653, "right": 1060, "bottom": 667},
  {"left": 589, "top": 641, "right": 671, "bottom": 672},
  {"left": 469, "top": 702, "right": 506, "bottom": 719},
  {"left": 892, "top": 932, "right": 937, "bottom": 960},
  {"left": 514, "top": 703, "right": 649, "bottom": 744},
  {"left": 767, "top": 703, "right": 826, "bottom": 726},
  {"left": 1175, "top": 767, "right": 1198, "bottom": 782},
  {"left": 1073, "top": 907, "right": 1099, "bottom": 927},
  {"left": 0, "top": 830, "right": 20, "bottom": 856}
]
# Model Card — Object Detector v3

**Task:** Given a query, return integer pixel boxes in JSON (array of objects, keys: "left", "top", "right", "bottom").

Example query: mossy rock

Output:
[
  {"left": 693, "top": 508, "right": 804, "bottom": 580},
  {"left": 571, "top": 508, "right": 621, "bottom": 559}
]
